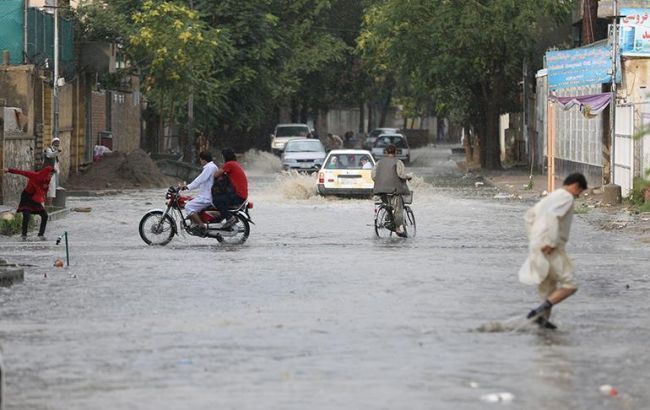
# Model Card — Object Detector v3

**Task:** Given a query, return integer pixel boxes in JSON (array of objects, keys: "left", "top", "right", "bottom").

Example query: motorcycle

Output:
[{"left": 139, "top": 186, "right": 254, "bottom": 246}]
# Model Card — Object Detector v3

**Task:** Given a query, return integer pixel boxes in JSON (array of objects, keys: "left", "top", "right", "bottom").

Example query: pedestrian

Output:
[
  {"left": 326, "top": 133, "right": 343, "bottom": 151},
  {"left": 518, "top": 173, "right": 588, "bottom": 328},
  {"left": 3, "top": 166, "right": 56, "bottom": 241},
  {"left": 43, "top": 137, "right": 61, "bottom": 206},
  {"left": 371, "top": 144, "right": 412, "bottom": 237}
]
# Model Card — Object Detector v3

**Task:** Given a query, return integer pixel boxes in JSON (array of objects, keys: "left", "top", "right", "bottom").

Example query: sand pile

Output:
[{"left": 65, "top": 149, "right": 173, "bottom": 190}]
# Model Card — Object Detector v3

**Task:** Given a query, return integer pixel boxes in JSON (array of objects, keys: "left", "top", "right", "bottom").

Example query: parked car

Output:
[
  {"left": 371, "top": 133, "right": 410, "bottom": 164},
  {"left": 317, "top": 149, "right": 376, "bottom": 196},
  {"left": 363, "top": 127, "right": 400, "bottom": 150},
  {"left": 281, "top": 139, "right": 326, "bottom": 172},
  {"left": 270, "top": 123, "right": 311, "bottom": 155}
]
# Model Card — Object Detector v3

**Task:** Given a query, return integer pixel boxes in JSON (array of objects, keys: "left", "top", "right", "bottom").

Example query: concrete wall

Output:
[
  {"left": 621, "top": 58, "right": 650, "bottom": 181},
  {"left": 1, "top": 133, "right": 35, "bottom": 207},
  {"left": 0, "top": 66, "right": 35, "bottom": 136}
]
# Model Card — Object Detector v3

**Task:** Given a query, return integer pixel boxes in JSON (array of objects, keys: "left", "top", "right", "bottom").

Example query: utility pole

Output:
[
  {"left": 610, "top": 0, "right": 618, "bottom": 185},
  {"left": 187, "top": 0, "right": 195, "bottom": 163},
  {"left": 53, "top": 0, "right": 60, "bottom": 142}
]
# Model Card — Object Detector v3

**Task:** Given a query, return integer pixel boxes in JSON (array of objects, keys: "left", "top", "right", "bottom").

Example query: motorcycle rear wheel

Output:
[
  {"left": 216, "top": 214, "right": 250, "bottom": 244},
  {"left": 139, "top": 211, "right": 176, "bottom": 246}
]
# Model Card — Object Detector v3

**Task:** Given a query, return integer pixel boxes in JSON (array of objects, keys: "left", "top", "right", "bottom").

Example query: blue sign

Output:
[
  {"left": 620, "top": 8, "right": 650, "bottom": 56},
  {"left": 546, "top": 46, "right": 614, "bottom": 90}
]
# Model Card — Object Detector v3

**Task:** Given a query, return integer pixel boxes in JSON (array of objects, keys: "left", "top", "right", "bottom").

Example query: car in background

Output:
[
  {"left": 317, "top": 149, "right": 376, "bottom": 196},
  {"left": 363, "top": 127, "right": 400, "bottom": 150},
  {"left": 271, "top": 123, "right": 311, "bottom": 155},
  {"left": 281, "top": 139, "right": 326, "bottom": 172},
  {"left": 371, "top": 133, "right": 410, "bottom": 164}
]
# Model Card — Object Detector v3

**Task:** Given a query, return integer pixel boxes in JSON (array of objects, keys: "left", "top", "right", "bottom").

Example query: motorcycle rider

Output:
[
  {"left": 181, "top": 151, "right": 218, "bottom": 234},
  {"left": 371, "top": 144, "right": 412, "bottom": 237},
  {"left": 212, "top": 148, "right": 248, "bottom": 228}
]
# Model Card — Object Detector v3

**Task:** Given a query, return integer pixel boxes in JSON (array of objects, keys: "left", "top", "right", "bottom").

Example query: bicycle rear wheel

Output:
[
  {"left": 374, "top": 204, "right": 394, "bottom": 238},
  {"left": 404, "top": 206, "right": 416, "bottom": 238}
]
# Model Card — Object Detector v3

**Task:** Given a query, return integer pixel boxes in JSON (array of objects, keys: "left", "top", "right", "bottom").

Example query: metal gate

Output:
[{"left": 614, "top": 104, "right": 634, "bottom": 197}]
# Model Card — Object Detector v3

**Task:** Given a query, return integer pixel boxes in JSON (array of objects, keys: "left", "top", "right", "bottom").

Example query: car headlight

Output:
[{"left": 273, "top": 141, "right": 285, "bottom": 149}]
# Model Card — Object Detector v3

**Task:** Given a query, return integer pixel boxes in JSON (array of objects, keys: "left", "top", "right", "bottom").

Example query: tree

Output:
[
  {"left": 359, "top": 0, "right": 573, "bottom": 168},
  {"left": 129, "top": 0, "right": 225, "bottom": 151}
]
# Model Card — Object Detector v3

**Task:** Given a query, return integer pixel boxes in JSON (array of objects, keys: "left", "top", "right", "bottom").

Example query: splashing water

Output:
[
  {"left": 277, "top": 171, "right": 321, "bottom": 200},
  {"left": 240, "top": 149, "right": 283, "bottom": 174}
]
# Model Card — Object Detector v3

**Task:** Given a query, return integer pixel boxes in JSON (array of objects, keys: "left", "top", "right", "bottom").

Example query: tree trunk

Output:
[
  {"left": 582, "top": 0, "right": 598, "bottom": 45},
  {"left": 481, "top": 102, "right": 501, "bottom": 169},
  {"left": 367, "top": 103, "right": 373, "bottom": 132},
  {"left": 358, "top": 100, "right": 365, "bottom": 133},
  {"left": 158, "top": 93, "right": 164, "bottom": 154},
  {"left": 379, "top": 89, "right": 392, "bottom": 128}
]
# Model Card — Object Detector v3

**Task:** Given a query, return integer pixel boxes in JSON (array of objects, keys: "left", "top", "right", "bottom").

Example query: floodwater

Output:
[{"left": 1, "top": 146, "right": 649, "bottom": 409}]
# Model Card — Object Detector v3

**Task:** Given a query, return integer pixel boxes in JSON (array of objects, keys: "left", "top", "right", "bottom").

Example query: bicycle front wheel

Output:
[
  {"left": 404, "top": 206, "right": 416, "bottom": 238},
  {"left": 374, "top": 204, "right": 394, "bottom": 238}
]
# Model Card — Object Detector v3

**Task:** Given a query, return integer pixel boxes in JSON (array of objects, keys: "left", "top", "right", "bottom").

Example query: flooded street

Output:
[{"left": 1, "top": 146, "right": 649, "bottom": 409}]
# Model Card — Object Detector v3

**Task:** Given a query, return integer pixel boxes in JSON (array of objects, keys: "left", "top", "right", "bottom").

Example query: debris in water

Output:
[
  {"left": 72, "top": 207, "right": 92, "bottom": 213},
  {"left": 599, "top": 385, "right": 618, "bottom": 397},
  {"left": 53, "top": 258, "right": 64, "bottom": 268},
  {"left": 475, "top": 181, "right": 485, "bottom": 187},
  {"left": 481, "top": 392, "right": 514, "bottom": 403}
]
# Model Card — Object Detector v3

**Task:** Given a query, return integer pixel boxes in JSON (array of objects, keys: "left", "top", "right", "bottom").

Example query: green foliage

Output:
[
  {"left": 0, "top": 214, "right": 30, "bottom": 236},
  {"left": 130, "top": 1, "right": 225, "bottom": 118},
  {"left": 630, "top": 177, "right": 650, "bottom": 207},
  {"left": 358, "top": 0, "right": 574, "bottom": 167}
]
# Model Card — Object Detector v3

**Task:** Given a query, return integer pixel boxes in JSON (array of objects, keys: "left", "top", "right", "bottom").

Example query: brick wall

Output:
[
  {"left": 90, "top": 91, "right": 106, "bottom": 146},
  {"left": 110, "top": 89, "right": 141, "bottom": 153}
]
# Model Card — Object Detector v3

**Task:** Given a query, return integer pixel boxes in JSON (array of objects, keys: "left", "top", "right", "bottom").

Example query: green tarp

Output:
[
  {"left": 0, "top": 1, "right": 74, "bottom": 67},
  {"left": 0, "top": 0, "right": 24, "bottom": 65}
]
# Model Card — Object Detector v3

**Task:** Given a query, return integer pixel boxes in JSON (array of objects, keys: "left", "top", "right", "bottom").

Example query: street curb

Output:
[{"left": 48, "top": 207, "right": 70, "bottom": 222}]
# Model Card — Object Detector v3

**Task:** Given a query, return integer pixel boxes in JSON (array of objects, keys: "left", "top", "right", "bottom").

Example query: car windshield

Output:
[
  {"left": 276, "top": 126, "right": 310, "bottom": 137},
  {"left": 285, "top": 140, "right": 324, "bottom": 153},
  {"left": 375, "top": 135, "right": 408, "bottom": 148},
  {"left": 325, "top": 154, "right": 374, "bottom": 170},
  {"left": 369, "top": 129, "right": 397, "bottom": 139}
]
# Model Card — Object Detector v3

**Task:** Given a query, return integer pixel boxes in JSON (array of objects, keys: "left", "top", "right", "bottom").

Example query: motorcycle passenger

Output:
[
  {"left": 181, "top": 151, "right": 219, "bottom": 233},
  {"left": 212, "top": 148, "right": 248, "bottom": 228},
  {"left": 371, "top": 144, "right": 412, "bottom": 237}
]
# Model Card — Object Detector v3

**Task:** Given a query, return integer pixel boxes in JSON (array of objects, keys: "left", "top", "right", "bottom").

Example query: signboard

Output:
[
  {"left": 620, "top": 8, "right": 650, "bottom": 56},
  {"left": 546, "top": 46, "right": 614, "bottom": 90}
]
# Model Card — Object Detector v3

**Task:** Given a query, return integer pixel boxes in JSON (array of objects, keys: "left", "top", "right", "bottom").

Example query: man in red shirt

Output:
[{"left": 212, "top": 148, "right": 248, "bottom": 228}]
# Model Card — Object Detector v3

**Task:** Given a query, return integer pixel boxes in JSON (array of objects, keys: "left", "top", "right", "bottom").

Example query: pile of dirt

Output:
[{"left": 65, "top": 149, "right": 173, "bottom": 190}]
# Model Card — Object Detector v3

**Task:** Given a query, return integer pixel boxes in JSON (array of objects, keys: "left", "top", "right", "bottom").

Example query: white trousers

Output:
[{"left": 185, "top": 197, "right": 213, "bottom": 216}]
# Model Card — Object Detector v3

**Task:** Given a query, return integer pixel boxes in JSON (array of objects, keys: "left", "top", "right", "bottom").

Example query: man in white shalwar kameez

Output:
[
  {"left": 181, "top": 151, "right": 218, "bottom": 234},
  {"left": 519, "top": 173, "right": 587, "bottom": 327}
]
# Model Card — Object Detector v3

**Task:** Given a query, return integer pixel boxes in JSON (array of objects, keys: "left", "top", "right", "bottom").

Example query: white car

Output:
[
  {"left": 317, "top": 149, "right": 376, "bottom": 196},
  {"left": 371, "top": 133, "right": 410, "bottom": 164},
  {"left": 281, "top": 139, "right": 326, "bottom": 172},
  {"left": 363, "top": 127, "right": 400, "bottom": 150},
  {"left": 270, "top": 123, "right": 311, "bottom": 155}
]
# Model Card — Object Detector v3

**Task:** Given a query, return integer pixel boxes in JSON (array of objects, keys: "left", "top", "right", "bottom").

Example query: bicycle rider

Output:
[{"left": 371, "top": 144, "right": 412, "bottom": 237}]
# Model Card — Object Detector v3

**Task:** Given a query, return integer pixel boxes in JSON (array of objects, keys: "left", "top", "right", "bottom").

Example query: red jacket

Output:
[{"left": 8, "top": 166, "right": 54, "bottom": 204}]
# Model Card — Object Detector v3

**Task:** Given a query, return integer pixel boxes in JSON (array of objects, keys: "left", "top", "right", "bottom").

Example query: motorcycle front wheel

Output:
[
  {"left": 139, "top": 211, "right": 176, "bottom": 246},
  {"left": 216, "top": 214, "right": 250, "bottom": 245}
]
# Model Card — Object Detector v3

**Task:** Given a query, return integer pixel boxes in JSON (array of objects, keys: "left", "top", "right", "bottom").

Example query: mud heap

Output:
[{"left": 65, "top": 149, "right": 173, "bottom": 190}]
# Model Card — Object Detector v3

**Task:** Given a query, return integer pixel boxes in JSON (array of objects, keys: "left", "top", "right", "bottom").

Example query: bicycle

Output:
[{"left": 374, "top": 192, "right": 416, "bottom": 238}]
